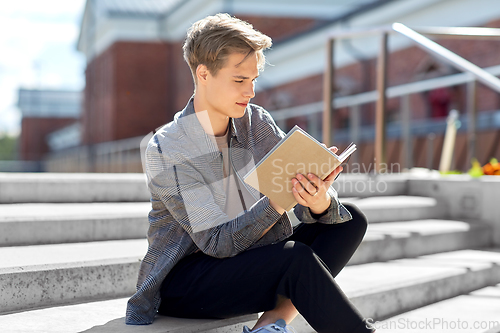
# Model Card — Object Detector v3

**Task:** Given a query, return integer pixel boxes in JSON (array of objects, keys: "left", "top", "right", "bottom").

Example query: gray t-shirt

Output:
[{"left": 209, "top": 124, "right": 258, "bottom": 220}]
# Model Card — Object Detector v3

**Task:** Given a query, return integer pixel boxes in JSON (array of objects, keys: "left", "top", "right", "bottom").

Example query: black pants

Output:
[{"left": 158, "top": 203, "right": 373, "bottom": 333}]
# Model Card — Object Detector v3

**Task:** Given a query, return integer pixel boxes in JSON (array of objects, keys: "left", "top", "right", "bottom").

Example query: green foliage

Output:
[
  {"left": 0, "top": 135, "right": 18, "bottom": 160},
  {"left": 467, "top": 158, "right": 484, "bottom": 178},
  {"left": 439, "top": 170, "right": 462, "bottom": 175}
]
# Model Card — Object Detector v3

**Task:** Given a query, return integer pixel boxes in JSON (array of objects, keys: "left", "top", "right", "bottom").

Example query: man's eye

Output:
[{"left": 235, "top": 80, "right": 243, "bottom": 83}]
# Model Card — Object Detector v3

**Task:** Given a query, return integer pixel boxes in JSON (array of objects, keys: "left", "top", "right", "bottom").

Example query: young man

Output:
[{"left": 126, "top": 13, "right": 374, "bottom": 333}]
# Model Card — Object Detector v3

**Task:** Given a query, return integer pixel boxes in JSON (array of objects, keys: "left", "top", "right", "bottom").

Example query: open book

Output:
[{"left": 243, "top": 125, "right": 356, "bottom": 211}]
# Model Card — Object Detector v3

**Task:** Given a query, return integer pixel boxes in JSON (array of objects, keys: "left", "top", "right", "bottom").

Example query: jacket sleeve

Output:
[{"left": 145, "top": 142, "right": 286, "bottom": 259}]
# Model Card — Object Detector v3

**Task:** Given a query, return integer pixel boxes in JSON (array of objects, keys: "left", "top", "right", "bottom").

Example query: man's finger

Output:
[
  {"left": 292, "top": 183, "right": 308, "bottom": 205},
  {"left": 325, "top": 165, "right": 343, "bottom": 183}
]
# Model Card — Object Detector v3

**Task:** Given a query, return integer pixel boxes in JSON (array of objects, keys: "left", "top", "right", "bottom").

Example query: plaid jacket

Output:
[{"left": 125, "top": 97, "right": 353, "bottom": 324}]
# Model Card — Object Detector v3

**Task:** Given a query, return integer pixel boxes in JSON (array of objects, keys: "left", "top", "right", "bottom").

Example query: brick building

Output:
[
  {"left": 67, "top": 0, "right": 500, "bottom": 172},
  {"left": 17, "top": 89, "right": 81, "bottom": 161},
  {"left": 76, "top": 0, "right": 359, "bottom": 145}
]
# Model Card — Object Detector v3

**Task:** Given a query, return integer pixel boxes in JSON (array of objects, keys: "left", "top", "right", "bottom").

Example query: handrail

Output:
[
  {"left": 405, "top": 26, "right": 500, "bottom": 39},
  {"left": 270, "top": 63, "right": 500, "bottom": 121},
  {"left": 321, "top": 23, "right": 500, "bottom": 172},
  {"left": 392, "top": 23, "right": 500, "bottom": 93},
  {"left": 326, "top": 25, "right": 500, "bottom": 40}
]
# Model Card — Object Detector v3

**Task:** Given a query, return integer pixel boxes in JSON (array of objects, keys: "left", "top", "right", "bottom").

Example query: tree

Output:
[{"left": 0, "top": 135, "right": 18, "bottom": 160}]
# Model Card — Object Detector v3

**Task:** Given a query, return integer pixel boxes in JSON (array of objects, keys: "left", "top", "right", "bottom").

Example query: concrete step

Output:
[
  {"left": 0, "top": 297, "right": 259, "bottom": 333},
  {"left": 339, "top": 248, "right": 500, "bottom": 322},
  {"left": 340, "top": 195, "right": 448, "bottom": 223},
  {"left": 349, "top": 219, "right": 492, "bottom": 265},
  {"left": 1, "top": 242, "right": 499, "bottom": 332},
  {"left": 1, "top": 196, "right": 448, "bottom": 246},
  {"left": 371, "top": 284, "right": 500, "bottom": 333},
  {"left": 0, "top": 173, "right": 150, "bottom": 203},
  {"left": 0, "top": 202, "right": 150, "bottom": 246},
  {"left": 333, "top": 173, "right": 409, "bottom": 197},
  {"left": 0, "top": 173, "right": 411, "bottom": 204},
  {"left": 0, "top": 219, "right": 491, "bottom": 314},
  {"left": 0, "top": 239, "right": 147, "bottom": 314}
]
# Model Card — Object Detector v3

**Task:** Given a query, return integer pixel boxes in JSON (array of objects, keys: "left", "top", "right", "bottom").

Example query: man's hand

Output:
[{"left": 291, "top": 146, "right": 343, "bottom": 215}]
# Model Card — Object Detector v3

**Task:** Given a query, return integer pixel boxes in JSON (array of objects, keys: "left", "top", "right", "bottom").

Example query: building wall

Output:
[
  {"left": 83, "top": 41, "right": 175, "bottom": 145},
  {"left": 83, "top": 43, "right": 112, "bottom": 144},
  {"left": 20, "top": 118, "right": 77, "bottom": 161},
  {"left": 237, "top": 15, "right": 326, "bottom": 43},
  {"left": 170, "top": 41, "right": 196, "bottom": 112},
  {"left": 113, "top": 41, "right": 174, "bottom": 138}
]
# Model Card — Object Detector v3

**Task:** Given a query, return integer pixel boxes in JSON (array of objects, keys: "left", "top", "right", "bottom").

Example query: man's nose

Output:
[
  {"left": 243, "top": 82, "right": 255, "bottom": 98},
  {"left": 244, "top": 82, "right": 255, "bottom": 99}
]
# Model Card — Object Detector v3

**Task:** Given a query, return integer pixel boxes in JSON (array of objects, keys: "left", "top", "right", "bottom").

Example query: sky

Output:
[{"left": 0, "top": 0, "right": 87, "bottom": 136}]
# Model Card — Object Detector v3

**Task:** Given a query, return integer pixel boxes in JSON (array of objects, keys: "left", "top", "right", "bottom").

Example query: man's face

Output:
[{"left": 204, "top": 51, "right": 259, "bottom": 119}]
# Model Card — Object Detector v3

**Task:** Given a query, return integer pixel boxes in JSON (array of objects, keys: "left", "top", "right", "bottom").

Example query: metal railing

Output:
[
  {"left": 44, "top": 24, "right": 500, "bottom": 173},
  {"left": 44, "top": 136, "right": 144, "bottom": 173},
  {"left": 270, "top": 63, "right": 500, "bottom": 170},
  {"left": 322, "top": 23, "right": 500, "bottom": 172}
]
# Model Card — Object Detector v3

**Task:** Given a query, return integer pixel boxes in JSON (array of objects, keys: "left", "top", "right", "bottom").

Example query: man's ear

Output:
[{"left": 196, "top": 64, "right": 209, "bottom": 86}]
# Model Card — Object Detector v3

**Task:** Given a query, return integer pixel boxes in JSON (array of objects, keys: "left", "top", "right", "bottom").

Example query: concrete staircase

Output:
[{"left": 0, "top": 173, "right": 499, "bottom": 333}]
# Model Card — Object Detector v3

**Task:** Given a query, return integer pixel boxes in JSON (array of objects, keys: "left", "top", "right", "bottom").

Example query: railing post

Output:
[
  {"left": 309, "top": 112, "right": 320, "bottom": 140},
  {"left": 349, "top": 104, "right": 360, "bottom": 164},
  {"left": 375, "top": 32, "right": 388, "bottom": 172},
  {"left": 323, "top": 38, "right": 334, "bottom": 147},
  {"left": 466, "top": 80, "right": 477, "bottom": 167},
  {"left": 427, "top": 133, "right": 436, "bottom": 169},
  {"left": 401, "top": 94, "right": 413, "bottom": 170},
  {"left": 439, "top": 109, "right": 459, "bottom": 173}
]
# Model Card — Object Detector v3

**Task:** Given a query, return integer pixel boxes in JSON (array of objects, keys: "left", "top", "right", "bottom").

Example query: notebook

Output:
[{"left": 243, "top": 125, "right": 356, "bottom": 211}]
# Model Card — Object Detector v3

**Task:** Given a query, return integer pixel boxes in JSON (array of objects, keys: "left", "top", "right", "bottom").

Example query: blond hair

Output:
[{"left": 183, "top": 13, "right": 272, "bottom": 85}]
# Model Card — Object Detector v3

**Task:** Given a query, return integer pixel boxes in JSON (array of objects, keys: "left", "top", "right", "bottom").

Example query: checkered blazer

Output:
[{"left": 125, "top": 97, "right": 352, "bottom": 324}]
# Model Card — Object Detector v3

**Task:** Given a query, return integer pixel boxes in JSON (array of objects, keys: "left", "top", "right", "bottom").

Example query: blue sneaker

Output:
[{"left": 242, "top": 319, "right": 296, "bottom": 333}]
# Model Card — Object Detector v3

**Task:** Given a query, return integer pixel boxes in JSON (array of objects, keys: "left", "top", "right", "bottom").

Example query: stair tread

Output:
[
  {"left": 0, "top": 239, "right": 147, "bottom": 270},
  {"left": 372, "top": 284, "right": 500, "bottom": 333},
  {"left": 0, "top": 198, "right": 456, "bottom": 247},
  {"left": 0, "top": 172, "right": 146, "bottom": 180},
  {"left": 364, "top": 218, "right": 488, "bottom": 239},
  {"left": 0, "top": 219, "right": 487, "bottom": 269},
  {"left": 337, "top": 248, "right": 500, "bottom": 296},
  {"left": 0, "top": 173, "right": 151, "bottom": 204},
  {"left": 0, "top": 219, "right": 489, "bottom": 270},
  {"left": 0, "top": 202, "right": 150, "bottom": 222},
  {"left": 0, "top": 298, "right": 130, "bottom": 333},
  {"left": 0, "top": 196, "right": 439, "bottom": 222},
  {"left": 340, "top": 195, "right": 447, "bottom": 223},
  {"left": 0, "top": 298, "right": 257, "bottom": 333},
  {"left": 340, "top": 195, "right": 439, "bottom": 208}
]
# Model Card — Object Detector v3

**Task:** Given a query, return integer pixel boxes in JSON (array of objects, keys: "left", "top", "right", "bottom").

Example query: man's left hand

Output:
[{"left": 291, "top": 146, "right": 343, "bottom": 215}]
